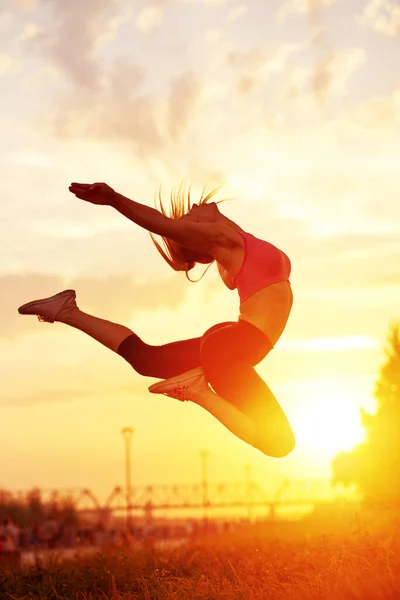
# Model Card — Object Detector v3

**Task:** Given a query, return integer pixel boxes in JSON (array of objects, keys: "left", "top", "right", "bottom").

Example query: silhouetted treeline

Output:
[
  {"left": 333, "top": 324, "right": 400, "bottom": 503},
  {"left": 0, "top": 487, "right": 79, "bottom": 528}
]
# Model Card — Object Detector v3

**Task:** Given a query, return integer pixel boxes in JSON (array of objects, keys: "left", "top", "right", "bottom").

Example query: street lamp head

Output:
[{"left": 121, "top": 427, "right": 134, "bottom": 440}]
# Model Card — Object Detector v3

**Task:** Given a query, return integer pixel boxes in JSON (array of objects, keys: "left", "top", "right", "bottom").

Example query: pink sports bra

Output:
[{"left": 233, "top": 231, "right": 291, "bottom": 303}]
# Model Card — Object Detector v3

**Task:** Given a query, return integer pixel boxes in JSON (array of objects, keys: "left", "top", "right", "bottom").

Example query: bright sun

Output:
[{"left": 292, "top": 380, "right": 368, "bottom": 460}]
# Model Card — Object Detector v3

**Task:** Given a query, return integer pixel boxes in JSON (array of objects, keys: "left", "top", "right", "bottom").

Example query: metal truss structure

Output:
[{"left": 6, "top": 478, "right": 354, "bottom": 519}]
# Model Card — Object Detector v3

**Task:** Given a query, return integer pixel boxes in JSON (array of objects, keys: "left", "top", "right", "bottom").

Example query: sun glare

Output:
[{"left": 292, "top": 380, "right": 368, "bottom": 460}]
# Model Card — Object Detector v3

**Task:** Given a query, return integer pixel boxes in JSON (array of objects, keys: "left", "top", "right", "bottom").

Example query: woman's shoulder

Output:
[
  {"left": 211, "top": 224, "right": 245, "bottom": 275},
  {"left": 208, "top": 222, "right": 246, "bottom": 255}
]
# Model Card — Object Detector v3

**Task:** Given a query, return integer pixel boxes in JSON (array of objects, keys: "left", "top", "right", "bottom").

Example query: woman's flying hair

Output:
[{"left": 150, "top": 181, "right": 221, "bottom": 281}]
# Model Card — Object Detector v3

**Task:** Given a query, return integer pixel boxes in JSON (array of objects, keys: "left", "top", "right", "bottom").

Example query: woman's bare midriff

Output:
[{"left": 238, "top": 281, "right": 293, "bottom": 347}]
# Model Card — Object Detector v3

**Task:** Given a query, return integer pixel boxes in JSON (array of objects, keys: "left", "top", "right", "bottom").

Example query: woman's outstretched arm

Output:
[{"left": 69, "top": 181, "right": 228, "bottom": 256}]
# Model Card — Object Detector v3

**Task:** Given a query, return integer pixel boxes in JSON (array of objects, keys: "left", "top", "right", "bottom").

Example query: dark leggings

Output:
[{"left": 118, "top": 321, "right": 295, "bottom": 457}]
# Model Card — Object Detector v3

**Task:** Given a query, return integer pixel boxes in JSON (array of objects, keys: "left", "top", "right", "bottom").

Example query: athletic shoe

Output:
[
  {"left": 18, "top": 290, "right": 77, "bottom": 323},
  {"left": 148, "top": 367, "right": 208, "bottom": 401}
]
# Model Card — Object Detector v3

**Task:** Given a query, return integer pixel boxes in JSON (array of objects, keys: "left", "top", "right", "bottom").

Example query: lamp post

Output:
[
  {"left": 199, "top": 449, "right": 209, "bottom": 526},
  {"left": 121, "top": 427, "right": 134, "bottom": 529}
]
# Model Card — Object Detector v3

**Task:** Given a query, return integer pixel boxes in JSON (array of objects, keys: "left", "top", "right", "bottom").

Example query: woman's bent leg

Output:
[
  {"left": 117, "top": 334, "right": 202, "bottom": 379},
  {"left": 117, "top": 321, "right": 236, "bottom": 379},
  {"left": 191, "top": 374, "right": 294, "bottom": 458},
  {"left": 57, "top": 306, "right": 202, "bottom": 379},
  {"left": 57, "top": 306, "right": 134, "bottom": 352},
  {"left": 190, "top": 388, "right": 257, "bottom": 448},
  {"left": 200, "top": 321, "right": 295, "bottom": 458},
  {"left": 55, "top": 304, "right": 237, "bottom": 377}
]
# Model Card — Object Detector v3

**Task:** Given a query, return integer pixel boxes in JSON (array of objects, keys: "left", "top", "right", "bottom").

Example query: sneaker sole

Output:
[
  {"left": 148, "top": 367, "right": 204, "bottom": 393},
  {"left": 18, "top": 289, "right": 76, "bottom": 314}
]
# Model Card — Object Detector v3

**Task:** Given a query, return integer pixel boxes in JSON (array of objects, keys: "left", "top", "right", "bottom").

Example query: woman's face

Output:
[
  {"left": 185, "top": 202, "right": 219, "bottom": 223},
  {"left": 177, "top": 202, "right": 219, "bottom": 265}
]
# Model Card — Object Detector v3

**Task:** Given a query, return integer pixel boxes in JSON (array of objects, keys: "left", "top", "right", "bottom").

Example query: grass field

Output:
[{"left": 1, "top": 514, "right": 400, "bottom": 600}]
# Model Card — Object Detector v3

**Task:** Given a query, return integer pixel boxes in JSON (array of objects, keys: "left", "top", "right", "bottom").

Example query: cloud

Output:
[
  {"left": 135, "top": 7, "right": 163, "bottom": 33},
  {"left": 277, "top": 0, "right": 338, "bottom": 23},
  {"left": 16, "top": 2, "right": 366, "bottom": 184},
  {"left": 228, "top": 44, "right": 300, "bottom": 95},
  {"left": 273, "top": 154, "right": 400, "bottom": 235},
  {"left": 1, "top": 381, "right": 144, "bottom": 407},
  {"left": 17, "top": 0, "right": 37, "bottom": 11},
  {"left": 94, "top": 4, "right": 136, "bottom": 47},
  {"left": 287, "top": 229, "right": 400, "bottom": 299},
  {"left": 7, "top": 0, "right": 399, "bottom": 242},
  {"left": 326, "top": 84, "right": 400, "bottom": 139},
  {"left": 0, "top": 12, "right": 13, "bottom": 31},
  {"left": 19, "top": 23, "right": 43, "bottom": 40},
  {"left": 276, "top": 0, "right": 350, "bottom": 112},
  {"left": 225, "top": 42, "right": 363, "bottom": 112},
  {"left": 0, "top": 54, "right": 13, "bottom": 75},
  {"left": 1, "top": 272, "right": 189, "bottom": 339},
  {"left": 205, "top": 29, "right": 222, "bottom": 43},
  {"left": 41, "top": 65, "right": 204, "bottom": 160},
  {"left": 311, "top": 48, "right": 365, "bottom": 105},
  {"left": 42, "top": 59, "right": 163, "bottom": 155},
  {"left": 167, "top": 73, "right": 203, "bottom": 138},
  {"left": 360, "top": 0, "right": 400, "bottom": 38},
  {"left": 173, "top": 0, "right": 234, "bottom": 4},
  {"left": 228, "top": 4, "right": 248, "bottom": 20},
  {"left": 23, "top": 0, "right": 124, "bottom": 88},
  {"left": 282, "top": 47, "right": 365, "bottom": 108}
]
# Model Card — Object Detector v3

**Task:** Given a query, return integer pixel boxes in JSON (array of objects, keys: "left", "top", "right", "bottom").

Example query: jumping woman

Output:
[{"left": 18, "top": 182, "right": 295, "bottom": 458}]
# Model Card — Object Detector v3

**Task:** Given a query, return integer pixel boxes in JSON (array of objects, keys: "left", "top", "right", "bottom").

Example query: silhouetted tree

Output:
[
  {"left": 0, "top": 488, "right": 80, "bottom": 527},
  {"left": 332, "top": 324, "right": 400, "bottom": 503},
  {"left": 26, "top": 488, "right": 44, "bottom": 523},
  {"left": 58, "top": 498, "right": 80, "bottom": 526}
]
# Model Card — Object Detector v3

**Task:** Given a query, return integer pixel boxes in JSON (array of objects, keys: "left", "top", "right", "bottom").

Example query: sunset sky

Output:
[{"left": 1, "top": 0, "right": 399, "bottom": 504}]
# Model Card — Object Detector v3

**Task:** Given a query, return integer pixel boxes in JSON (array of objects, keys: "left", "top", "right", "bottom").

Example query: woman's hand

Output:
[{"left": 69, "top": 182, "right": 115, "bottom": 206}]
